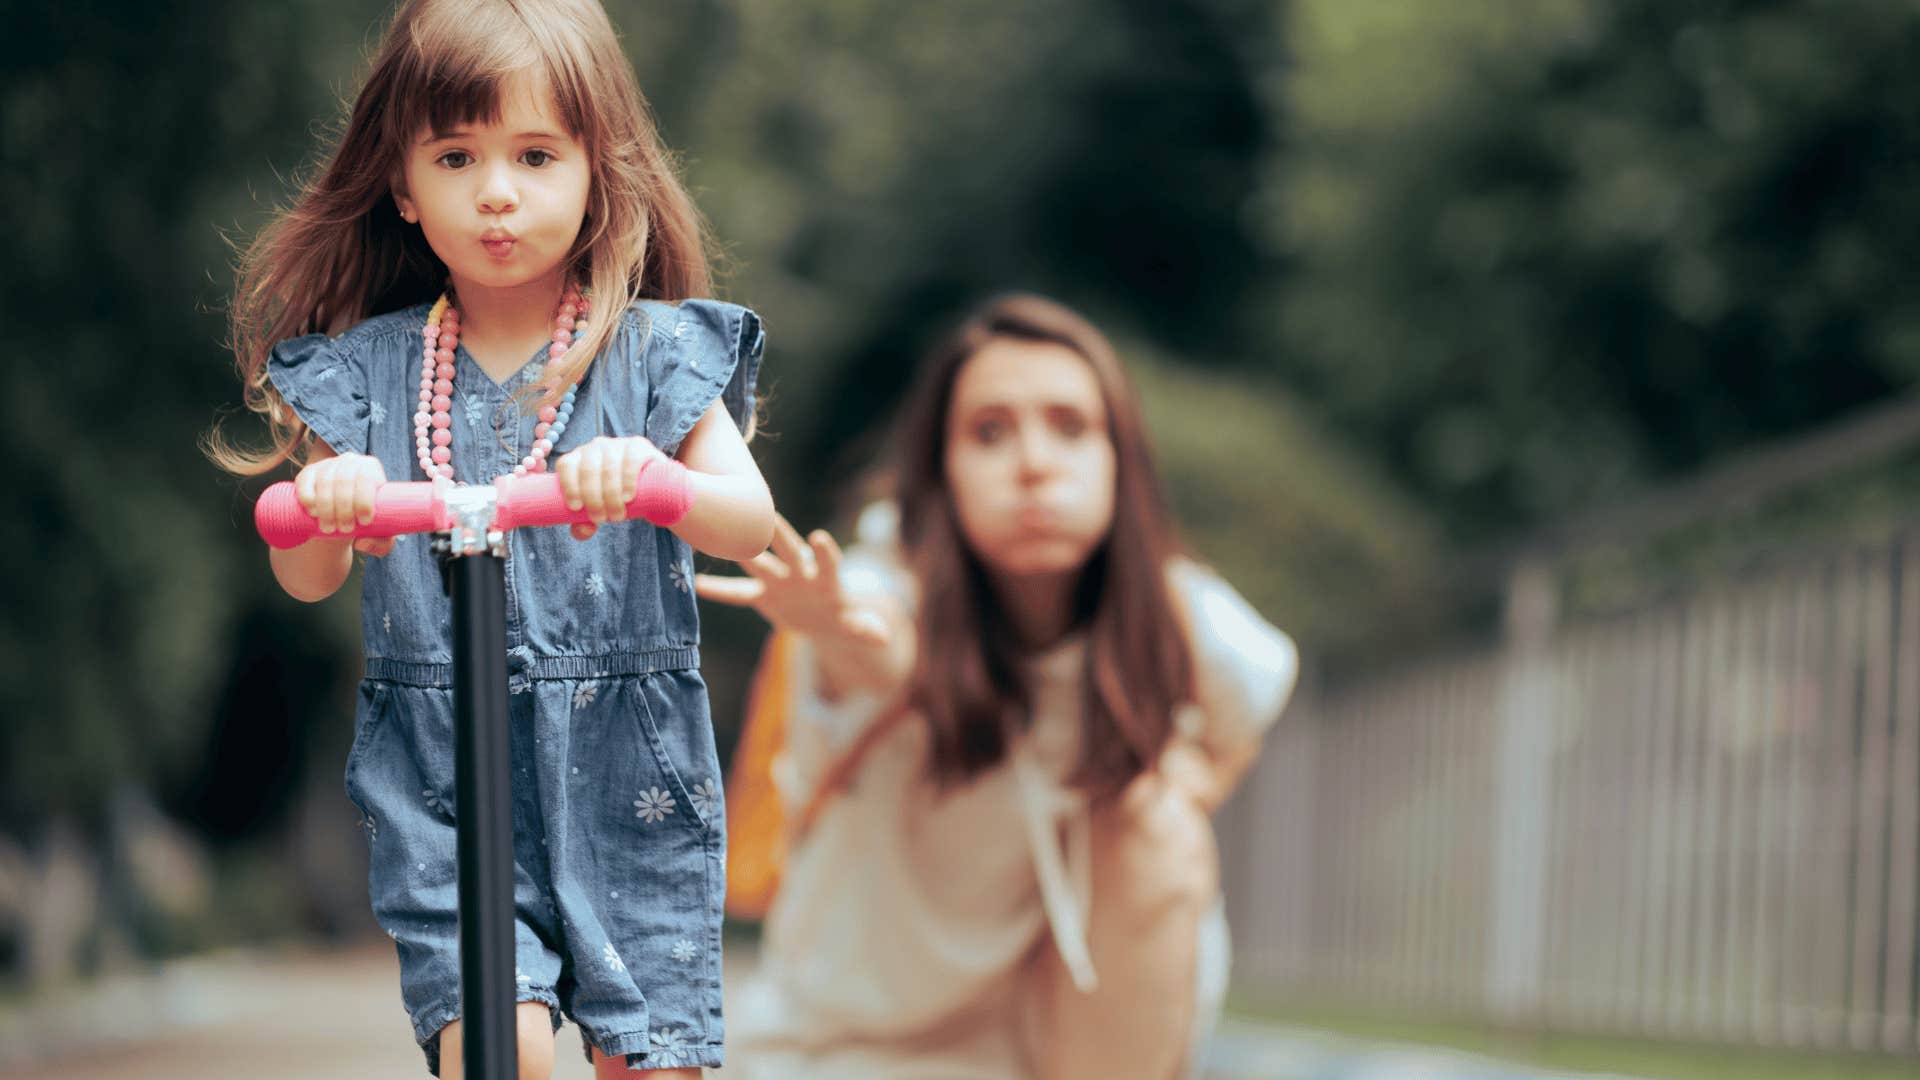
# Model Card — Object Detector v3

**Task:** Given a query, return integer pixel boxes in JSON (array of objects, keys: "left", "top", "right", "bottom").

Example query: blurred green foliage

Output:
[
  {"left": 3, "top": 0, "right": 1917, "bottom": 909},
  {"left": 2, "top": 1, "right": 381, "bottom": 835},
  {"left": 1269, "top": 0, "right": 1920, "bottom": 537}
]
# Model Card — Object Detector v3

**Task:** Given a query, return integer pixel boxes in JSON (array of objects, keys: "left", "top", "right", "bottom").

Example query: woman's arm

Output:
[
  {"left": 696, "top": 514, "right": 915, "bottom": 703},
  {"left": 1160, "top": 562, "right": 1300, "bottom": 813},
  {"left": 1158, "top": 733, "right": 1261, "bottom": 815}
]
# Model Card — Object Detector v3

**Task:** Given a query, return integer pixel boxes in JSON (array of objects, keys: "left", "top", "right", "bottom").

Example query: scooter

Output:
[{"left": 257, "top": 463, "right": 691, "bottom": 1079}]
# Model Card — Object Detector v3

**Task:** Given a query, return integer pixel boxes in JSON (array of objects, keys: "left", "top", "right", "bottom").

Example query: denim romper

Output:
[{"left": 268, "top": 298, "right": 761, "bottom": 1073}]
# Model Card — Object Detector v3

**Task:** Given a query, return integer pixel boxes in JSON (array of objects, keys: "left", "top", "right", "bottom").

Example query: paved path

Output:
[
  {"left": 1205, "top": 1017, "right": 1647, "bottom": 1080},
  {"left": 2, "top": 947, "right": 488, "bottom": 1080},
  {"left": 3, "top": 947, "right": 1646, "bottom": 1079}
]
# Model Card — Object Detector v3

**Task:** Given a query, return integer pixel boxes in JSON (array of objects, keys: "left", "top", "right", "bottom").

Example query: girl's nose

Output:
[{"left": 477, "top": 165, "right": 518, "bottom": 215}]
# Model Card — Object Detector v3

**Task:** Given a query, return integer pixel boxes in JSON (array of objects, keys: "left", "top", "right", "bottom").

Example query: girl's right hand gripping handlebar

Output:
[{"left": 255, "top": 458, "right": 694, "bottom": 549}]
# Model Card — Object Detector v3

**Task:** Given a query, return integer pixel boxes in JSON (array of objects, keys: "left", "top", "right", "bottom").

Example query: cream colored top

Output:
[{"left": 729, "top": 538, "right": 1297, "bottom": 1079}]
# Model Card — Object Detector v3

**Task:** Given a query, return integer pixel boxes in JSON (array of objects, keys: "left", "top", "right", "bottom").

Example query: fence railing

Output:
[{"left": 1219, "top": 532, "right": 1920, "bottom": 1055}]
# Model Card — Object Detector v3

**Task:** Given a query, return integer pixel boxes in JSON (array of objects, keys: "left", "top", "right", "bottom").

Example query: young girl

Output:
[
  {"left": 699, "top": 294, "right": 1296, "bottom": 1079},
  {"left": 209, "top": 1, "right": 775, "bottom": 1075}
]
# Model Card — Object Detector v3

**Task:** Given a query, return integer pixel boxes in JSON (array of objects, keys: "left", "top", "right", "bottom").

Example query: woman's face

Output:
[{"left": 944, "top": 338, "right": 1117, "bottom": 579}]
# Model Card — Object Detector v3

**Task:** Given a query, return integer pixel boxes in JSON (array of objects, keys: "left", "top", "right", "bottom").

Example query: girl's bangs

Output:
[{"left": 385, "top": 7, "right": 597, "bottom": 149}]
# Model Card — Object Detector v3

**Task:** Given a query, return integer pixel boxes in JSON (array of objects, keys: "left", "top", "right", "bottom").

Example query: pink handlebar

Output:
[{"left": 255, "top": 459, "right": 694, "bottom": 549}]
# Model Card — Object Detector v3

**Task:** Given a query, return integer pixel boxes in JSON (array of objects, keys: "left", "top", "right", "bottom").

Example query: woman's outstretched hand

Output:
[{"left": 694, "top": 515, "right": 890, "bottom": 647}]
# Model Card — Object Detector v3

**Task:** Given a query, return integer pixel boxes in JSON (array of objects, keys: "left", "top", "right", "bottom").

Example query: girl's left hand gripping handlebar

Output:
[{"left": 255, "top": 459, "right": 694, "bottom": 549}]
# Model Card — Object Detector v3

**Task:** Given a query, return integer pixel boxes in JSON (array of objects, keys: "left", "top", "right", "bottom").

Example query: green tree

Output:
[
  {"left": 1265, "top": 0, "right": 1920, "bottom": 540},
  {"left": 0, "top": 0, "right": 389, "bottom": 834}
]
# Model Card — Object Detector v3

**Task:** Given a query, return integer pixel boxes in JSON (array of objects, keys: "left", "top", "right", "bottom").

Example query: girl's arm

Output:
[
  {"left": 671, "top": 401, "right": 777, "bottom": 561},
  {"left": 557, "top": 401, "right": 774, "bottom": 562},
  {"left": 269, "top": 440, "right": 394, "bottom": 602}
]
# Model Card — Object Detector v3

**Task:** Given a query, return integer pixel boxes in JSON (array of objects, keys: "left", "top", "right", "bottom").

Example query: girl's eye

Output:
[
  {"left": 437, "top": 150, "right": 472, "bottom": 169},
  {"left": 1052, "top": 412, "right": 1088, "bottom": 439},
  {"left": 522, "top": 149, "right": 554, "bottom": 168}
]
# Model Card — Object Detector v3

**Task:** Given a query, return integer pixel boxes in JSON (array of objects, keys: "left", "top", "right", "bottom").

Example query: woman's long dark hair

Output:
[{"left": 890, "top": 294, "right": 1193, "bottom": 799}]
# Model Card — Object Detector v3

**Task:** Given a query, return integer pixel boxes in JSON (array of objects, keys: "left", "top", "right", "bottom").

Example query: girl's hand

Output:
[
  {"left": 695, "top": 515, "right": 891, "bottom": 647},
  {"left": 293, "top": 451, "right": 394, "bottom": 556},
  {"left": 555, "top": 435, "right": 668, "bottom": 540}
]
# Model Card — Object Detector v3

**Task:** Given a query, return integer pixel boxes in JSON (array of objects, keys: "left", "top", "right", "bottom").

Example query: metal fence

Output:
[{"left": 1219, "top": 532, "right": 1920, "bottom": 1055}]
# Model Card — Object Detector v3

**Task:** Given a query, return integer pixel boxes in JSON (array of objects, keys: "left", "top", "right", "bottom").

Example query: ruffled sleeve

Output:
[
  {"left": 265, "top": 332, "right": 369, "bottom": 456},
  {"left": 644, "top": 299, "right": 764, "bottom": 456},
  {"left": 1170, "top": 559, "right": 1299, "bottom": 747}
]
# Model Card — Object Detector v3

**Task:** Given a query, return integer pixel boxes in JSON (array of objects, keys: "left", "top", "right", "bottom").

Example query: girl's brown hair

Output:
[
  {"left": 891, "top": 294, "right": 1194, "bottom": 799},
  {"left": 210, "top": 0, "right": 711, "bottom": 474}
]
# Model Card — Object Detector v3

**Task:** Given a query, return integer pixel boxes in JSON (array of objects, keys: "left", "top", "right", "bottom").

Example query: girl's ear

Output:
[{"left": 390, "top": 180, "right": 417, "bottom": 224}]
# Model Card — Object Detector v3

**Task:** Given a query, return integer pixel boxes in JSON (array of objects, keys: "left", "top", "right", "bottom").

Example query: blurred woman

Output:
[{"left": 699, "top": 294, "right": 1296, "bottom": 1079}]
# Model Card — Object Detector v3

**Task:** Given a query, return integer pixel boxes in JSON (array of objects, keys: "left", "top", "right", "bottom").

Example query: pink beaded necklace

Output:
[{"left": 415, "top": 285, "right": 589, "bottom": 481}]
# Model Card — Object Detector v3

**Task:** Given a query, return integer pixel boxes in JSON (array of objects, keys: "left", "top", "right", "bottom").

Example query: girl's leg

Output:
[
  {"left": 1025, "top": 771, "right": 1218, "bottom": 1080},
  {"left": 438, "top": 1001, "right": 558, "bottom": 1080},
  {"left": 588, "top": 1047, "right": 700, "bottom": 1078}
]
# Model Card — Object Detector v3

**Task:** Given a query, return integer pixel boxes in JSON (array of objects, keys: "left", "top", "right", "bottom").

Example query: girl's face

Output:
[
  {"left": 944, "top": 338, "right": 1117, "bottom": 580},
  {"left": 397, "top": 70, "right": 591, "bottom": 297}
]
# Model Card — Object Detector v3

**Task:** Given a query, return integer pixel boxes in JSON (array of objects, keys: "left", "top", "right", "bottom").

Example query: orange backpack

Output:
[
  {"left": 722, "top": 630, "right": 795, "bottom": 919},
  {"left": 724, "top": 629, "right": 907, "bottom": 919}
]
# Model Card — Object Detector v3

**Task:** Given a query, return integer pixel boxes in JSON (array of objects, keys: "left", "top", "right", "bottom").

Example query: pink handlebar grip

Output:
[
  {"left": 253, "top": 458, "right": 694, "bottom": 549},
  {"left": 494, "top": 458, "right": 694, "bottom": 531},
  {"left": 255, "top": 480, "right": 447, "bottom": 549}
]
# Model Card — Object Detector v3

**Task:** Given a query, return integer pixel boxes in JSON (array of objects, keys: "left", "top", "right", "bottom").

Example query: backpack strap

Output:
[{"left": 791, "top": 698, "right": 913, "bottom": 841}]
